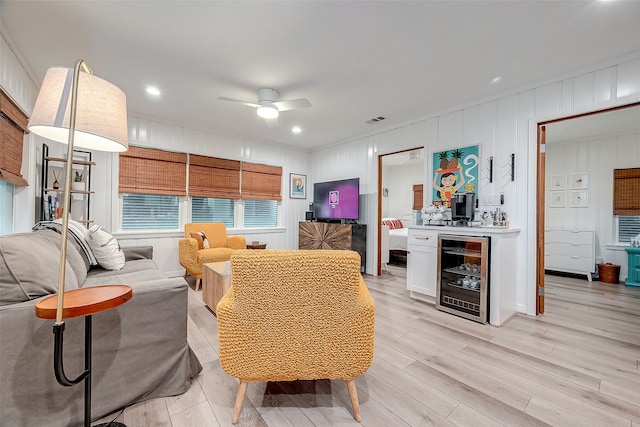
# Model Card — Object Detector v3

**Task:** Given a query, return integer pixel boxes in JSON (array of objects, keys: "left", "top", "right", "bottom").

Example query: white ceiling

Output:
[{"left": 2, "top": 1, "right": 640, "bottom": 151}]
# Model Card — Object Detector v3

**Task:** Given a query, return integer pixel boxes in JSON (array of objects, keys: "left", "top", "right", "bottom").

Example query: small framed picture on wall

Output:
[
  {"left": 549, "top": 191, "right": 567, "bottom": 208},
  {"left": 289, "top": 173, "right": 307, "bottom": 199},
  {"left": 550, "top": 174, "right": 567, "bottom": 190},
  {"left": 570, "top": 190, "right": 588, "bottom": 207},
  {"left": 570, "top": 173, "right": 589, "bottom": 189}
]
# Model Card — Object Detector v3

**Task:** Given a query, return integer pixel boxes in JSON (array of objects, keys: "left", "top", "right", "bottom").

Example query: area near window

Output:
[{"left": 118, "top": 147, "right": 282, "bottom": 231}]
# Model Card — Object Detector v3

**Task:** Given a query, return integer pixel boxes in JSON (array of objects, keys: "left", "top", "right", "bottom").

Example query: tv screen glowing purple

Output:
[{"left": 313, "top": 178, "right": 359, "bottom": 220}]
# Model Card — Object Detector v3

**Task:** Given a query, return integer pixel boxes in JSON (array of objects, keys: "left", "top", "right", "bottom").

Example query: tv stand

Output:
[{"left": 298, "top": 222, "right": 366, "bottom": 272}]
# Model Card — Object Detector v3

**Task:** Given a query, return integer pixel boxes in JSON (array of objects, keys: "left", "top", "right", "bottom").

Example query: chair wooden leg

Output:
[
  {"left": 346, "top": 379, "right": 361, "bottom": 422},
  {"left": 232, "top": 381, "right": 248, "bottom": 424},
  {"left": 195, "top": 277, "right": 201, "bottom": 291}
]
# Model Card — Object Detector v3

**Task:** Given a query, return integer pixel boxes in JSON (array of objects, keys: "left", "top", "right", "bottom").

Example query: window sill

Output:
[
  {"left": 113, "top": 227, "right": 286, "bottom": 240},
  {"left": 605, "top": 243, "right": 631, "bottom": 251}
]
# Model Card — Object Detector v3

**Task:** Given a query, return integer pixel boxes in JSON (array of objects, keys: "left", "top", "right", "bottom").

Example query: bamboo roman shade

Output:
[
  {"left": 189, "top": 154, "right": 240, "bottom": 199},
  {"left": 0, "top": 90, "right": 29, "bottom": 186},
  {"left": 412, "top": 184, "right": 424, "bottom": 211},
  {"left": 614, "top": 168, "right": 640, "bottom": 215},
  {"left": 241, "top": 162, "right": 282, "bottom": 201},
  {"left": 119, "top": 146, "right": 187, "bottom": 196}
]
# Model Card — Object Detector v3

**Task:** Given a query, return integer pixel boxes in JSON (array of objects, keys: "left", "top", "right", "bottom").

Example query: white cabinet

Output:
[
  {"left": 545, "top": 228, "right": 595, "bottom": 281},
  {"left": 408, "top": 225, "right": 520, "bottom": 326},
  {"left": 407, "top": 229, "right": 438, "bottom": 302}
]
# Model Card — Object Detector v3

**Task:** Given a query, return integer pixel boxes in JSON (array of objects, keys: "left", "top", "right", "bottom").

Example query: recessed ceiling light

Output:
[
  {"left": 491, "top": 76, "right": 502, "bottom": 85},
  {"left": 292, "top": 126, "right": 302, "bottom": 134},
  {"left": 146, "top": 86, "right": 160, "bottom": 96}
]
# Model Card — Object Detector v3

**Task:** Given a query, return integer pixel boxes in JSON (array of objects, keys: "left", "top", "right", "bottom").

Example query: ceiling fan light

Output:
[{"left": 257, "top": 105, "right": 279, "bottom": 119}]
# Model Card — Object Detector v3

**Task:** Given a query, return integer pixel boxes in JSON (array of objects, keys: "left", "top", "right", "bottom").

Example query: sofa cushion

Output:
[
  {"left": 83, "top": 259, "right": 167, "bottom": 287},
  {"left": 0, "top": 230, "right": 82, "bottom": 306},
  {"left": 190, "top": 231, "right": 210, "bottom": 250},
  {"left": 87, "top": 225, "right": 125, "bottom": 270}
]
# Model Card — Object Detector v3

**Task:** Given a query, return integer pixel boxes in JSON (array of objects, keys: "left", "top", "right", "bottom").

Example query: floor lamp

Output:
[{"left": 28, "top": 60, "right": 130, "bottom": 427}]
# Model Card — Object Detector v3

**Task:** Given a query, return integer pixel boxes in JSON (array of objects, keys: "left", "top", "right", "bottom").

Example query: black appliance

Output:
[{"left": 451, "top": 192, "right": 476, "bottom": 224}]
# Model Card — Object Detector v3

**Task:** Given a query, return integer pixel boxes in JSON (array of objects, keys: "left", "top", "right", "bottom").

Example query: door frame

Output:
[
  {"left": 535, "top": 101, "right": 640, "bottom": 314},
  {"left": 377, "top": 147, "right": 424, "bottom": 276}
]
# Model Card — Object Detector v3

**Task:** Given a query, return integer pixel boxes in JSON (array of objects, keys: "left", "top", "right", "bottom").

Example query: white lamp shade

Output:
[
  {"left": 28, "top": 67, "right": 128, "bottom": 152},
  {"left": 257, "top": 104, "right": 279, "bottom": 119}
]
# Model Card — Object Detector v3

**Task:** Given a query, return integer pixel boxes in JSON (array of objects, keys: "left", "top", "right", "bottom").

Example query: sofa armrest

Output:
[
  {"left": 122, "top": 245, "right": 154, "bottom": 261},
  {"left": 226, "top": 235, "right": 247, "bottom": 249},
  {"left": 0, "top": 277, "right": 202, "bottom": 426}
]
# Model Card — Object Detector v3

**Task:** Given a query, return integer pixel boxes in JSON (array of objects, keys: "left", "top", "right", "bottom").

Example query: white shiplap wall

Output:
[
  {"left": 312, "top": 54, "right": 640, "bottom": 316},
  {"left": 382, "top": 161, "right": 423, "bottom": 221}
]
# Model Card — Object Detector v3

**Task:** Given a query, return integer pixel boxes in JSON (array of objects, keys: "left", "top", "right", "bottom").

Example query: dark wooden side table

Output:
[
  {"left": 35, "top": 285, "right": 132, "bottom": 427},
  {"left": 246, "top": 242, "right": 267, "bottom": 249}
]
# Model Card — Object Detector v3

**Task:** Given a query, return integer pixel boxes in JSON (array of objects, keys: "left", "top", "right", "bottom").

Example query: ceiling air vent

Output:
[{"left": 366, "top": 116, "right": 386, "bottom": 124}]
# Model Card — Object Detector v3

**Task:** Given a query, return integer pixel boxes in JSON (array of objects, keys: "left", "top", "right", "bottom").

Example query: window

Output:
[
  {"left": 122, "top": 194, "right": 179, "bottom": 229},
  {"left": 244, "top": 199, "right": 278, "bottom": 228},
  {"left": 618, "top": 215, "right": 640, "bottom": 244},
  {"left": 0, "top": 180, "right": 13, "bottom": 235},
  {"left": 118, "top": 148, "right": 282, "bottom": 231},
  {"left": 119, "top": 146, "right": 187, "bottom": 230},
  {"left": 192, "top": 197, "right": 235, "bottom": 228}
]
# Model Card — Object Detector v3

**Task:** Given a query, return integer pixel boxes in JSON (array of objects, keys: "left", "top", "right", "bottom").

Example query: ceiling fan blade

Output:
[
  {"left": 273, "top": 98, "right": 311, "bottom": 112},
  {"left": 265, "top": 117, "right": 279, "bottom": 128},
  {"left": 218, "top": 96, "right": 260, "bottom": 109}
]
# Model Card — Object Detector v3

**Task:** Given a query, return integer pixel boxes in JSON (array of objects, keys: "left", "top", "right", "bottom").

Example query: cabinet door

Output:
[{"left": 407, "top": 244, "right": 437, "bottom": 297}]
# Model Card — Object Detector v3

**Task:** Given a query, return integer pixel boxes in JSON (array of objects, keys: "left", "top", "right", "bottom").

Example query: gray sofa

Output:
[{"left": 0, "top": 229, "right": 202, "bottom": 426}]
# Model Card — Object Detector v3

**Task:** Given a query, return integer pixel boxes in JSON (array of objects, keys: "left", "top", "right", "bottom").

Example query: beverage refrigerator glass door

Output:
[{"left": 436, "top": 234, "right": 490, "bottom": 323}]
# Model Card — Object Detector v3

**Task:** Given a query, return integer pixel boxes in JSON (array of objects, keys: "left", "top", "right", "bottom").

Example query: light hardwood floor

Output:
[{"left": 97, "top": 267, "right": 640, "bottom": 426}]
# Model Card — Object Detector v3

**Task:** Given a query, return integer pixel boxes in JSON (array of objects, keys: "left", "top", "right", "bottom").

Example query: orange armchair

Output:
[
  {"left": 178, "top": 223, "right": 246, "bottom": 290},
  {"left": 217, "top": 249, "right": 375, "bottom": 424}
]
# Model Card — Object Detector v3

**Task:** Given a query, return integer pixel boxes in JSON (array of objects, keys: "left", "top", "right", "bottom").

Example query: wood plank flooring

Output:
[{"left": 96, "top": 267, "right": 640, "bottom": 426}]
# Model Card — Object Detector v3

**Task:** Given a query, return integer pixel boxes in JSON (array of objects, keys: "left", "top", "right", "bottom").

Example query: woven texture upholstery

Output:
[
  {"left": 217, "top": 249, "right": 375, "bottom": 382},
  {"left": 178, "top": 223, "right": 246, "bottom": 286}
]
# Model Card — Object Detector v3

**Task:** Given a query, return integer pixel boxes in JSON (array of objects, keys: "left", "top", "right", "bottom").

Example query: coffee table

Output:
[{"left": 202, "top": 261, "right": 231, "bottom": 315}]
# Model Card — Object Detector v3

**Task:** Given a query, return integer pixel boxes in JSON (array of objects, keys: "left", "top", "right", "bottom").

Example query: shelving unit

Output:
[{"left": 40, "top": 143, "right": 95, "bottom": 227}]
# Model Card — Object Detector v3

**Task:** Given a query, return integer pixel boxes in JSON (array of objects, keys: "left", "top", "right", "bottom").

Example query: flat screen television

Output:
[{"left": 313, "top": 178, "right": 359, "bottom": 221}]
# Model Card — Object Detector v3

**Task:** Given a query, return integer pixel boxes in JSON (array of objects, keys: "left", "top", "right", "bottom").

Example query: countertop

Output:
[{"left": 408, "top": 224, "right": 521, "bottom": 235}]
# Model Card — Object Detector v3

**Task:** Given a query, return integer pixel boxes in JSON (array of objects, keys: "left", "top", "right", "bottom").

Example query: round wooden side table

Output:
[
  {"left": 35, "top": 285, "right": 132, "bottom": 427},
  {"left": 246, "top": 242, "right": 267, "bottom": 249}
]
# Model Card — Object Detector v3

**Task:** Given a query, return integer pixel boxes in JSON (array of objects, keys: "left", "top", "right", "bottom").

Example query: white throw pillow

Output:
[{"left": 87, "top": 224, "right": 125, "bottom": 270}]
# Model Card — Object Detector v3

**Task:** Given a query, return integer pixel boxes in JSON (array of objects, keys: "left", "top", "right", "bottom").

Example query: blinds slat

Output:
[
  {"left": 122, "top": 194, "right": 179, "bottom": 229},
  {"left": 192, "top": 197, "right": 234, "bottom": 228}
]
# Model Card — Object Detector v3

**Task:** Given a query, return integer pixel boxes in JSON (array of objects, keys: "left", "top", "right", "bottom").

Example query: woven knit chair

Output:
[
  {"left": 178, "top": 222, "right": 246, "bottom": 290},
  {"left": 217, "top": 249, "right": 375, "bottom": 424}
]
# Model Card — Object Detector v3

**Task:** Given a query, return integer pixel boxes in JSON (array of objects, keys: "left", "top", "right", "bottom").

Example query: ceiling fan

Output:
[{"left": 218, "top": 88, "right": 311, "bottom": 128}]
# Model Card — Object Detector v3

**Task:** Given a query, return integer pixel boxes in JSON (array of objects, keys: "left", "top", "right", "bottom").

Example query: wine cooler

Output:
[{"left": 436, "top": 234, "right": 490, "bottom": 323}]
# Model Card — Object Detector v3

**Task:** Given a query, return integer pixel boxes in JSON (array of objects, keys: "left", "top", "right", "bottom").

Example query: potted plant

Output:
[{"left": 72, "top": 170, "right": 84, "bottom": 191}]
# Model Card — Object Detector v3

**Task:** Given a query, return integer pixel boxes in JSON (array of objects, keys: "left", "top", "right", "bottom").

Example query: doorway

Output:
[
  {"left": 377, "top": 147, "right": 424, "bottom": 276},
  {"left": 536, "top": 102, "right": 640, "bottom": 313}
]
